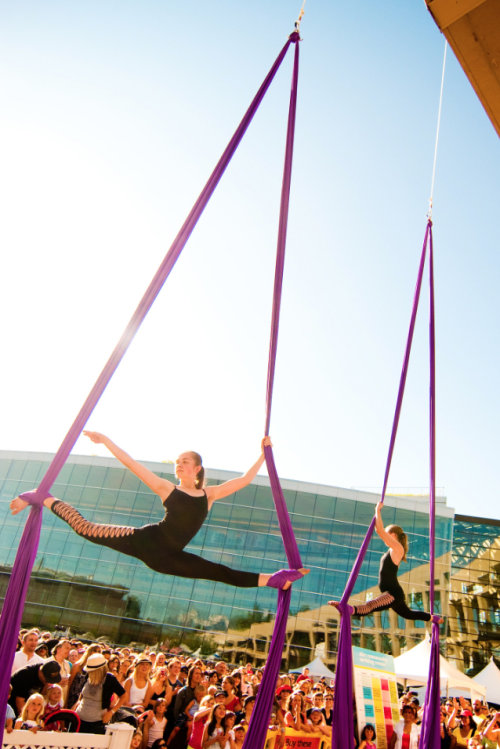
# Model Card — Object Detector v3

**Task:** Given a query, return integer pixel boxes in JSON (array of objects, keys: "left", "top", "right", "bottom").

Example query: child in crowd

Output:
[
  {"left": 14, "top": 692, "right": 45, "bottom": 732},
  {"left": 202, "top": 703, "right": 231, "bottom": 749},
  {"left": 144, "top": 698, "right": 168, "bottom": 748},
  {"left": 307, "top": 707, "right": 330, "bottom": 737},
  {"left": 43, "top": 684, "right": 64, "bottom": 731},
  {"left": 188, "top": 694, "right": 214, "bottom": 749},
  {"left": 168, "top": 685, "right": 207, "bottom": 746},
  {"left": 4, "top": 685, "right": 15, "bottom": 733},
  {"left": 359, "top": 723, "right": 377, "bottom": 749}
]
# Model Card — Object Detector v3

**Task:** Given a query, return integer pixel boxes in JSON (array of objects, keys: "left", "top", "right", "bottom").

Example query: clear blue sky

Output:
[{"left": 1, "top": 1, "right": 498, "bottom": 520}]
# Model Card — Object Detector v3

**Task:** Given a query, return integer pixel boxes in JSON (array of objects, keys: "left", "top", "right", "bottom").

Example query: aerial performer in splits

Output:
[
  {"left": 10, "top": 432, "right": 308, "bottom": 590},
  {"left": 329, "top": 501, "right": 441, "bottom": 622}
]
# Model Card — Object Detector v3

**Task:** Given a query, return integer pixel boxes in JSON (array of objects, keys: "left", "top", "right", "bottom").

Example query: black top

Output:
[
  {"left": 10, "top": 664, "right": 44, "bottom": 705},
  {"left": 378, "top": 550, "right": 404, "bottom": 597},
  {"left": 160, "top": 488, "right": 208, "bottom": 550}
]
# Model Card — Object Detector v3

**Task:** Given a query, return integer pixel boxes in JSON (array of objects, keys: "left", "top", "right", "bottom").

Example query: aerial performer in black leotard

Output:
[
  {"left": 10, "top": 432, "right": 308, "bottom": 590},
  {"left": 329, "top": 501, "right": 442, "bottom": 622}
]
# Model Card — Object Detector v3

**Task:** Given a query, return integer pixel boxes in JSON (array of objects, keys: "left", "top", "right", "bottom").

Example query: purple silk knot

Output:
[
  {"left": 288, "top": 31, "right": 300, "bottom": 43},
  {"left": 20, "top": 490, "right": 53, "bottom": 506}
]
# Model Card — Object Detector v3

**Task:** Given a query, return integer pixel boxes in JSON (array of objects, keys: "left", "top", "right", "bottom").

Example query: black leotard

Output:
[
  {"left": 159, "top": 487, "right": 208, "bottom": 550},
  {"left": 353, "top": 549, "right": 431, "bottom": 621},
  {"left": 378, "top": 550, "right": 405, "bottom": 598},
  {"left": 51, "top": 487, "right": 259, "bottom": 588}
]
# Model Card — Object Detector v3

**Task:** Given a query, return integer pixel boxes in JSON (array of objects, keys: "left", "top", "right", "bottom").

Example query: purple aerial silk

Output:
[
  {"left": 420, "top": 223, "right": 441, "bottom": 749},
  {"left": 332, "top": 220, "right": 440, "bottom": 749},
  {"left": 243, "top": 35, "right": 302, "bottom": 749},
  {"left": 0, "top": 32, "right": 300, "bottom": 743}
]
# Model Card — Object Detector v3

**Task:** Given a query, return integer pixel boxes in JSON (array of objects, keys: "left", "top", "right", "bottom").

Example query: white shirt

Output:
[
  {"left": 392, "top": 721, "right": 420, "bottom": 749},
  {"left": 11, "top": 650, "right": 45, "bottom": 675}
]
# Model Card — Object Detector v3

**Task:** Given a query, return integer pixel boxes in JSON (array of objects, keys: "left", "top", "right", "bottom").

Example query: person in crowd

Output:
[
  {"left": 389, "top": 704, "right": 420, "bottom": 749},
  {"left": 14, "top": 692, "right": 46, "bottom": 732},
  {"left": 67, "top": 643, "right": 103, "bottom": 709},
  {"left": 150, "top": 667, "right": 173, "bottom": 709},
  {"left": 233, "top": 725, "right": 245, "bottom": 748},
  {"left": 296, "top": 668, "right": 310, "bottom": 684},
  {"left": 322, "top": 692, "right": 334, "bottom": 727},
  {"left": 450, "top": 711, "right": 476, "bottom": 748},
  {"left": 202, "top": 704, "right": 230, "bottom": 749},
  {"left": 440, "top": 702, "right": 452, "bottom": 748},
  {"left": 4, "top": 686, "right": 15, "bottom": 733},
  {"left": 35, "top": 642, "right": 50, "bottom": 659},
  {"left": 118, "top": 657, "right": 134, "bottom": 685},
  {"left": 235, "top": 695, "right": 255, "bottom": 729},
  {"left": 107, "top": 654, "right": 121, "bottom": 678},
  {"left": 359, "top": 723, "right": 377, "bottom": 749},
  {"left": 130, "top": 729, "right": 144, "bottom": 749},
  {"left": 188, "top": 695, "right": 214, "bottom": 749},
  {"left": 68, "top": 648, "right": 80, "bottom": 666},
  {"left": 481, "top": 710, "right": 500, "bottom": 748},
  {"left": 124, "top": 658, "right": 155, "bottom": 710},
  {"left": 214, "top": 663, "right": 228, "bottom": 686},
  {"left": 284, "top": 692, "right": 311, "bottom": 733},
  {"left": 43, "top": 683, "right": 64, "bottom": 731},
  {"left": 307, "top": 707, "right": 330, "bottom": 737},
  {"left": 229, "top": 671, "right": 243, "bottom": 705},
  {"left": 220, "top": 677, "right": 240, "bottom": 713},
  {"left": 11, "top": 630, "right": 46, "bottom": 675},
  {"left": 329, "top": 501, "right": 442, "bottom": 623},
  {"left": 10, "top": 660, "right": 61, "bottom": 714},
  {"left": 143, "top": 698, "right": 169, "bottom": 748},
  {"left": 167, "top": 685, "right": 207, "bottom": 747},
  {"left": 275, "top": 685, "right": 293, "bottom": 727},
  {"left": 306, "top": 691, "right": 324, "bottom": 718},
  {"left": 74, "top": 652, "right": 127, "bottom": 734},
  {"left": 49, "top": 639, "right": 72, "bottom": 705},
  {"left": 11, "top": 433, "right": 307, "bottom": 591}
]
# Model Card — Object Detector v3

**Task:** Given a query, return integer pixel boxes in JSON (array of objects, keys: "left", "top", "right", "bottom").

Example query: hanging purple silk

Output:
[
  {"left": 243, "top": 34, "right": 301, "bottom": 749},
  {"left": 0, "top": 33, "right": 299, "bottom": 742},
  {"left": 420, "top": 222, "right": 441, "bottom": 749},
  {"left": 332, "top": 221, "right": 432, "bottom": 749}
]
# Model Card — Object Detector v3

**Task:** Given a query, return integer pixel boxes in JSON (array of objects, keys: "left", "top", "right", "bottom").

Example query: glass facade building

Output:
[{"left": 0, "top": 450, "right": 496, "bottom": 673}]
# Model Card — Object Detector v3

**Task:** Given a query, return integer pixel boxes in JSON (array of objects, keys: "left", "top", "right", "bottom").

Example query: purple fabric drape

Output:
[
  {"left": 332, "top": 221, "right": 435, "bottom": 749},
  {"left": 420, "top": 223, "right": 441, "bottom": 749},
  {"left": 243, "top": 36, "right": 302, "bottom": 749},
  {"left": 0, "top": 33, "right": 299, "bottom": 742}
]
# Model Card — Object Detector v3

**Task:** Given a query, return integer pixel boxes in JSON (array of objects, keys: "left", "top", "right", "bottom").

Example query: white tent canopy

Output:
[
  {"left": 290, "top": 656, "right": 336, "bottom": 680},
  {"left": 473, "top": 658, "right": 500, "bottom": 704},
  {"left": 393, "top": 635, "right": 486, "bottom": 700}
]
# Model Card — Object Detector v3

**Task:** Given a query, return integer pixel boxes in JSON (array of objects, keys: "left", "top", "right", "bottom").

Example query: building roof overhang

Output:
[{"left": 425, "top": 0, "right": 500, "bottom": 136}]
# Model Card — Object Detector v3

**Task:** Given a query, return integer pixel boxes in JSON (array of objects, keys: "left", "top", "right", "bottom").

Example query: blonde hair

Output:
[
  {"left": 21, "top": 693, "right": 45, "bottom": 724},
  {"left": 386, "top": 524, "right": 408, "bottom": 561},
  {"left": 87, "top": 663, "right": 108, "bottom": 685}
]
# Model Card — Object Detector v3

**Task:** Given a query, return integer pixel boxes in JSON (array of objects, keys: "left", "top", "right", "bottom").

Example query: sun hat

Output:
[{"left": 84, "top": 653, "right": 107, "bottom": 671}]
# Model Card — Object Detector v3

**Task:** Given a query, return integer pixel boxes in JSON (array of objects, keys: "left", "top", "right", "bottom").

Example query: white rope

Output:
[{"left": 428, "top": 40, "right": 448, "bottom": 219}]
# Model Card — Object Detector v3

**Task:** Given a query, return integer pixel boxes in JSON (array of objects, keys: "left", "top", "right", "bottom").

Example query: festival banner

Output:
[{"left": 353, "top": 646, "right": 400, "bottom": 749}]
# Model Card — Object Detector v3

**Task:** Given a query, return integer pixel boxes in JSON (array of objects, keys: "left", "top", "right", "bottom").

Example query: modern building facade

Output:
[{"left": 0, "top": 450, "right": 498, "bottom": 673}]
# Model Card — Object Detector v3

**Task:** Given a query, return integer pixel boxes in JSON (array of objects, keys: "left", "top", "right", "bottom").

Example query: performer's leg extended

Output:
[
  {"left": 156, "top": 549, "right": 260, "bottom": 588},
  {"left": 51, "top": 499, "right": 137, "bottom": 555}
]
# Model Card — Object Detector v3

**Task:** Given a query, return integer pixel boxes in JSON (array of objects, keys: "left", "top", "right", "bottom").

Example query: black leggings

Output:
[
  {"left": 353, "top": 591, "right": 431, "bottom": 621},
  {"left": 51, "top": 500, "right": 259, "bottom": 588}
]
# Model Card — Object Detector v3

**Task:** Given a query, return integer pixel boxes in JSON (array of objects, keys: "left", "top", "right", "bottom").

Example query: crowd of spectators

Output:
[{"left": 6, "top": 628, "right": 500, "bottom": 749}]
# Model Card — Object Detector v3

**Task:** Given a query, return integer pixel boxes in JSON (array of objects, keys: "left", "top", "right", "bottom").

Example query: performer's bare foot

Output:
[
  {"left": 328, "top": 601, "right": 355, "bottom": 615},
  {"left": 10, "top": 494, "right": 55, "bottom": 514},
  {"left": 10, "top": 496, "right": 28, "bottom": 515},
  {"left": 261, "top": 568, "right": 310, "bottom": 590}
]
